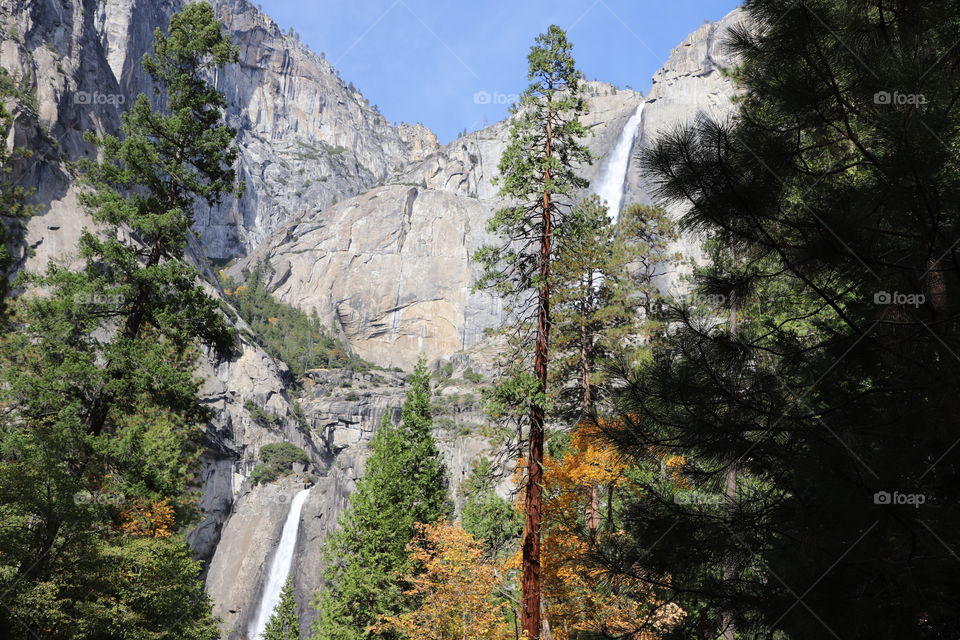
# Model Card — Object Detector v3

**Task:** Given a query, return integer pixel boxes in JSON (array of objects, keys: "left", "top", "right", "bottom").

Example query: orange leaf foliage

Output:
[
  {"left": 376, "top": 521, "right": 514, "bottom": 640},
  {"left": 542, "top": 420, "right": 685, "bottom": 640},
  {"left": 119, "top": 497, "right": 175, "bottom": 538}
]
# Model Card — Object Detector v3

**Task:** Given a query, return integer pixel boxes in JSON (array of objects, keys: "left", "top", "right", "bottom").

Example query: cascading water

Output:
[
  {"left": 592, "top": 102, "right": 644, "bottom": 222},
  {"left": 247, "top": 487, "right": 311, "bottom": 640}
]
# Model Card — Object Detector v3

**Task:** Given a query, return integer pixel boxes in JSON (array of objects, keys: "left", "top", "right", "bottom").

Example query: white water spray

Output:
[
  {"left": 592, "top": 102, "right": 644, "bottom": 222},
  {"left": 248, "top": 487, "right": 311, "bottom": 640}
]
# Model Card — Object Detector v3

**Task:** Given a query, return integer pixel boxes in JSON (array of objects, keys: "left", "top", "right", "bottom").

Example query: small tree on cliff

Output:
[
  {"left": 312, "top": 359, "right": 451, "bottom": 640},
  {"left": 473, "top": 25, "right": 590, "bottom": 640},
  {"left": 265, "top": 578, "right": 301, "bottom": 640}
]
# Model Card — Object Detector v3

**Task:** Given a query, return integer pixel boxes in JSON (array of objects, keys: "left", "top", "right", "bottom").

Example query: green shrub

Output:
[
  {"left": 250, "top": 463, "right": 281, "bottom": 486},
  {"left": 462, "top": 367, "right": 483, "bottom": 384},
  {"left": 250, "top": 442, "right": 309, "bottom": 485},
  {"left": 260, "top": 442, "right": 309, "bottom": 467},
  {"left": 244, "top": 399, "right": 282, "bottom": 428}
]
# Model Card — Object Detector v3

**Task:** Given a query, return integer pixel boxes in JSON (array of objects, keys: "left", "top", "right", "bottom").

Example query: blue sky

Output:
[{"left": 255, "top": 0, "right": 741, "bottom": 143}]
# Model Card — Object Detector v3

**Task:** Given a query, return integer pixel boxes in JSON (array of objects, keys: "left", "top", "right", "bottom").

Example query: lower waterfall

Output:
[
  {"left": 247, "top": 487, "right": 312, "bottom": 640},
  {"left": 592, "top": 102, "right": 645, "bottom": 222}
]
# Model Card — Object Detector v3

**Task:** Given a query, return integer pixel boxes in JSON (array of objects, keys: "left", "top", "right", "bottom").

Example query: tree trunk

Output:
[
  {"left": 581, "top": 273, "right": 602, "bottom": 534},
  {"left": 721, "top": 266, "right": 737, "bottom": 640},
  {"left": 522, "top": 104, "right": 553, "bottom": 640}
]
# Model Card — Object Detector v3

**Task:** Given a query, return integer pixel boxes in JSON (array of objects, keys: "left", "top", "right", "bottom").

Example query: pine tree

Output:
[
  {"left": 312, "top": 359, "right": 450, "bottom": 640},
  {"left": 460, "top": 457, "right": 522, "bottom": 557},
  {"left": 550, "top": 196, "right": 679, "bottom": 419},
  {"left": 264, "top": 578, "right": 301, "bottom": 640},
  {"left": 0, "top": 67, "right": 38, "bottom": 320},
  {"left": 473, "top": 26, "right": 590, "bottom": 639},
  {"left": 0, "top": 4, "right": 239, "bottom": 638},
  {"left": 606, "top": 1, "right": 960, "bottom": 638}
]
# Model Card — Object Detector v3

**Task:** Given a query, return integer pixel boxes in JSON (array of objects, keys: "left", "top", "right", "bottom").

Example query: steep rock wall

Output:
[
  {"left": 625, "top": 8, "right": 745, "bottom": 290},
  {"left": 230, "top": 84, "right": 645, "bottom": 369}
]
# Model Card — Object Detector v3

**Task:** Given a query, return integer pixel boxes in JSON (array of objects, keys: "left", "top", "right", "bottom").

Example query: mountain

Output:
[
  {"left": 224, "top": 10, "right": 745, "bottom": 370},
  {"left": 4, "top": 0, "right": 437, "bottom": 271},
  {"left": 0, "top": 1, "right": 743, "bottom": 638},
  {"left": 227, "top": 81, "right": 645, "bottom": 369}
]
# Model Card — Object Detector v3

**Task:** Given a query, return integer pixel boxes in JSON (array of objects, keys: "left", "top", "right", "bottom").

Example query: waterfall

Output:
[
  {"left": 592, "top": 102, "right": 644, "bottom": 222},
  {"left": 248, "top": 487, "right": 311, "bottom": 640}
]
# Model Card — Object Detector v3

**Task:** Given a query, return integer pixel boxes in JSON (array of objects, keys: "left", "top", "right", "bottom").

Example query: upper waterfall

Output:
[
  {"left": 592, "top": 102, "right": 645, "bottom": 222},
  {"left": 248, "top": 487, "right": 312, "bottom": 640}
]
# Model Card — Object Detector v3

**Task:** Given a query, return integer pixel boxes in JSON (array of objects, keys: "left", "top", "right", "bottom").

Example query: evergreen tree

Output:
[
  {"left": 0, "top": 67, "right": 38, "bottom": 321},
  {"left": 460, "top": 457, "right": 522, "bottom": 557},
  {"left": 0, "top": 4, "right": 239, "bottom": 638},
  {"left": 605, "top": 1, "right": 960, "bottom": 638},
  {"left": 550, "top": 196, "right": 679, "bottom": 419},
  {"left": 473, "top": 26, "right": 590, "bottom": 639},
  {"left": 264, "top": 578, "right": 301, "bottom": 640},
  {"left": 312, "top": 359, "right": 450, "bottom": 640}
]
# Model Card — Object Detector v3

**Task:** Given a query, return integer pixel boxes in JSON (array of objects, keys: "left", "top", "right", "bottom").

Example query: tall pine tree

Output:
[
  {"left": 0, "top": 4, "right": 239, "bottom": 638},
  {"left": 312, "top": 359, "right": 450, "bottom": 640},
  {"left": 604, "top": 1, "right": 960, "bottom": 638},
  {"left": 550, "top": 196, "right": 680, "bottom": 420},
  {"left": 473, "top": 26, "right": 590, "bottom": 639}
]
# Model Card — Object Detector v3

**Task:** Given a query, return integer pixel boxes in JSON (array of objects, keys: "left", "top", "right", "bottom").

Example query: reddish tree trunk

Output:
[{"left": 522, "top": 105, "right": 553, "bottom": 640}]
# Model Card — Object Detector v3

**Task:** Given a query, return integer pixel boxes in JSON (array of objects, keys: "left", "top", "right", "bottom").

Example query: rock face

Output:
[
  {"left": 189, "top": 307, "right": 327, "bottom": 564},
  {"left": 96, "top": 0, "right": 440, "bottom": 259},
  {"left": 3, "top": 0, "right": 437, "bottom": 268},
  {"left": 625, "top": 8, "right": 745, "bottom": 289},
  {"left": 204, "top": 476, "right": 312, "bottom": 639},
  {"left": 228, "top": 184, "right": 502, "bottom": 369},
  {"left": 230, "top": 83, "right": 645, "bottom": 369}
]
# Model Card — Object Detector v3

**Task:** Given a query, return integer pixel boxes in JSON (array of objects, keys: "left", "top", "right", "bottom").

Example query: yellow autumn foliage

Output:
[
  {"left": 541, "top": 420, "right": 685, "bottom": 640},
  {"left": 119, "top": 497, "right": 175, "bottom": 538},
  {"left": 376, "top": 521, "right": 514, "bottom": 640}
]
